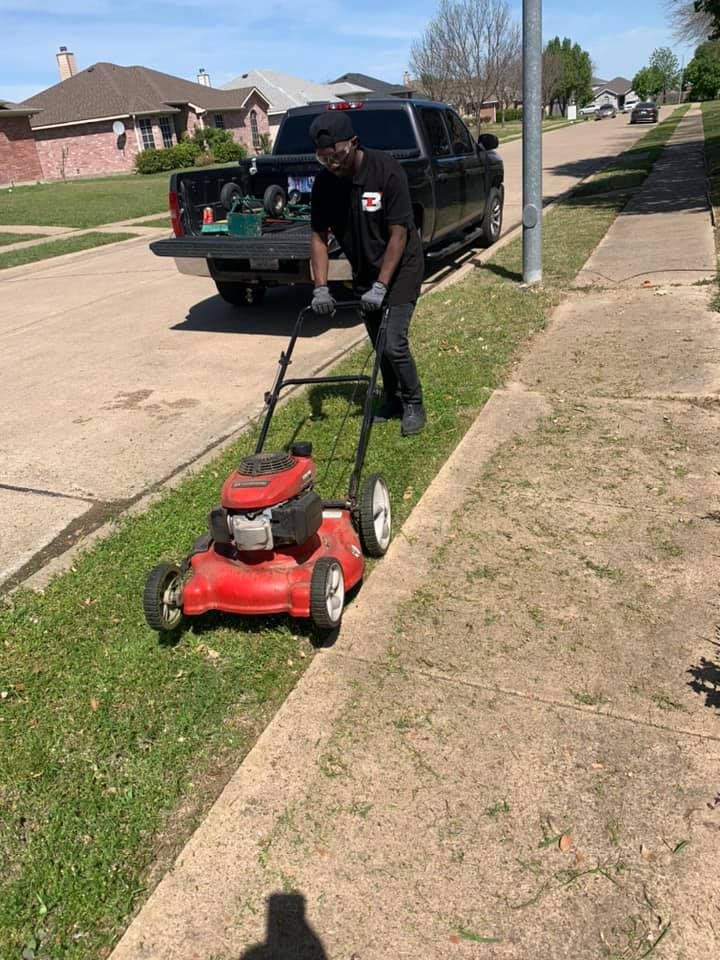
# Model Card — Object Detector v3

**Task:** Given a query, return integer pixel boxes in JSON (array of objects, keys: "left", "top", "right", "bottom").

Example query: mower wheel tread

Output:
[
  {"left": 143, "top": 563, "right": 184, "bottom": 633},
  {"left": 359, "top": 473, "right": 392, "bottom": 558}
]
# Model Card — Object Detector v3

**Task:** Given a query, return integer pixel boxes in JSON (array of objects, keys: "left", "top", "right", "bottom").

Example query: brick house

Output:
[
  {"left": 0, "top": 99, "right": 44, "bottom": 185},
  {"left": 19, "top": 51, "right": 271, "bottom": 180}
]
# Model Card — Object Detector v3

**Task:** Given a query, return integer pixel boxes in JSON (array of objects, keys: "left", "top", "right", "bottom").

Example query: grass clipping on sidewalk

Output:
[{"left": 0, "top": 108, "right": 687, "bottom": 959}]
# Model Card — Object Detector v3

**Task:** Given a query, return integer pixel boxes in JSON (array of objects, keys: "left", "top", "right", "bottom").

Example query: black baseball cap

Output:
[{"left": 309, "top": 111, "right": 356, "bottom": 149}]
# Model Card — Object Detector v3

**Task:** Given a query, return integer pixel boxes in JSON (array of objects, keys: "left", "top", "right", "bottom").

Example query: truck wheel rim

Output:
[
  {"left": 373, "top": 481, "right": 391, "bottom": 550},
  {"left": 491, "top": 199, "right": 502, "bottom": 235}
]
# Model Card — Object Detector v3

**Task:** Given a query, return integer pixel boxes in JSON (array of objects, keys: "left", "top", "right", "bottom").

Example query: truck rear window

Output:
[{"left": 275, "top": 110, "right": 417, "bottom": 154}]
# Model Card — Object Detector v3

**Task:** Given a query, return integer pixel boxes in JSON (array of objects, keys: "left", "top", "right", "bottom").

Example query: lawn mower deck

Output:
[{"left": 143, "top": 302, "right": 392, "bottom": 635}]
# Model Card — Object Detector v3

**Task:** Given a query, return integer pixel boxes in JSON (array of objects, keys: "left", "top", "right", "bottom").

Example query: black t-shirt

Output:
[{"left": 311, "top": 147, "right": 424, "bottom": 305}]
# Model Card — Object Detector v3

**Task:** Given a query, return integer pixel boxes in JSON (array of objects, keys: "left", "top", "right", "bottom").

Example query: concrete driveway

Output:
[{"left": 0, "top": 109, "right": 671, "bottom": 588}]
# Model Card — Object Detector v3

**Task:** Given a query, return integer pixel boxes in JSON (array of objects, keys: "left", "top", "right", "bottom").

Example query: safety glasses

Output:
[{"left": 315, "top": 141, "right": 353, "bottom": 167}]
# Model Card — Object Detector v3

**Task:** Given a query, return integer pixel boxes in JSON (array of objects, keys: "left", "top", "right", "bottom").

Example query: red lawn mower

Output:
[{"left": 143, "top": 302, "right": 392, "bottom": 635}]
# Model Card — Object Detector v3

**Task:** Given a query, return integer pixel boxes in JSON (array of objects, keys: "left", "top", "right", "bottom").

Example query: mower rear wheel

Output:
[
  {"left": 143, "top": 563, "right": 184, "bottom": 633},
  {"left": 263, "top": 184, "right": 287, "bottom": 216},
  {"left": 215, "top": 280, "right": 266, "bottom": 307},
  {"left": 310, "top": 557, "right": 345, "bottom": 630},
  {"left": 220, "top": 181, "right": 244, "bottom": 211},
  {"left": 359, "top": 473, "right": 392, "bottom": 557}
]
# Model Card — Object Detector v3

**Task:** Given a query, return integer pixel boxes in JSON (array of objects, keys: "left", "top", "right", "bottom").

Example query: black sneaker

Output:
[
  {"left": 401, "top": 403, "right": 426, "bottom": 436},
  {"left": 373, "top": 397, "right": 403, "bottom": 423}
]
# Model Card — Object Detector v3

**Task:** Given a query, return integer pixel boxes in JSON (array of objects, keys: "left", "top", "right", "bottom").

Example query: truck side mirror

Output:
[{"left": 478, "top": 133, "right": 499, "bottom": 151}]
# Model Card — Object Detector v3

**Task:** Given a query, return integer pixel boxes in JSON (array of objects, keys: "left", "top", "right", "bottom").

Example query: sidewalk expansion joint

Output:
[
  {"left": 531, "top": 390, "right": 720, "bottom": 407},
  {"left": 0, "top": 481, "right": 97, "bottom": 504},
  {"left": 492, "top": 487, "right": 714, "bottom": 521},
  {"left": 329, "top": 650, "right": 720, "bottom": 745}
]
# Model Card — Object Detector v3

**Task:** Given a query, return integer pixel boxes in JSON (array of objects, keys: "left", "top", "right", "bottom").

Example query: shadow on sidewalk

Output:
[
  {"left": 687, "top": 641, "right": 720, "bottom": 711},
  {"left": 239, "top": 893, "right": 327, "bottom": 959}
]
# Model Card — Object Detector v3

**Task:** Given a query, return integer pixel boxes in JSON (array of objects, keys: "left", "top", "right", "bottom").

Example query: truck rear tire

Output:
[
  {"left": 478, "top": 187, "right": 503, "bottom": 247},
  {"left": 215, "top": 280, "right": 266, "bottom": 307}
]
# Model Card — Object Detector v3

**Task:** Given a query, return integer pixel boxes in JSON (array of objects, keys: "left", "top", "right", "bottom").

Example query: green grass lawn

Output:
[
  {"left": 0, "top": 112, "right": 686, "bottom": 960},
  {"left": 0, "top": 232, "right": 46, "bottom": 247},
  {"left": 701, "top": 100, "right": 720, "bottom": 208},
  {"left": 571, "top": 104, "right": 689, "bottom": 198},
  {"left": 0, "top": 175, "right": 170, "bottom": 228},
  {"left": 0, "top": 232, "right": 138, "bottom": 270},
  {"left": 492, "top": 116, "right": 586, "bottom": 144}
]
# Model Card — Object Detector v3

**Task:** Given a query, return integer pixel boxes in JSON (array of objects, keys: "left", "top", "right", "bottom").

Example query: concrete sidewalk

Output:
[{"left": 111, "top": 107, "right": 720, "bottom": 959}]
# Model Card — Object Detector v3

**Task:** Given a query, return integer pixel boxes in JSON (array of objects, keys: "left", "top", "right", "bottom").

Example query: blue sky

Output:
[{"left": 1, "top": 0, "right": 696, "bottom": 104}]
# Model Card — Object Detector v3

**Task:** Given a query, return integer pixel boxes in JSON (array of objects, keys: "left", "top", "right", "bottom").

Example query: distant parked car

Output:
[
  {"left": 630, "top": 101, "right": 658, "bottom": 124},
  {"left": 594, "top": 103, "right": 617, "bottom": 120},
  {"left": 579, "top": 104, "right": 598, "bottom": 116},
  {"left": 623, "top": 101, "right": 639, "bottom": 113}
]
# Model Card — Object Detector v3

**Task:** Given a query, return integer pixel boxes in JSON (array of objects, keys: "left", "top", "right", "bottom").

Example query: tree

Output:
[
  {"left": 409, "top": 0, "right": 521, "bottom": 131},
  {"left": 684, "top": 43, "right": 720, "bottom": 96},
  {"left": 665, "top": 0, "right": 714, "bottom": 45},
  {"left": 541, "top": 45, "right": 564, "bottom": 110},
  {"left": 692, "top": 0, "right": 720, "bottom": 39},
  {"left": 632, "top": 65, "right": 664, "bottom": 99},
  {"left": 649, "top": 46, "right": 681, "bottom": 99},
  {"left": 543, "top": 37, "right": 593, "bottom": 114}
]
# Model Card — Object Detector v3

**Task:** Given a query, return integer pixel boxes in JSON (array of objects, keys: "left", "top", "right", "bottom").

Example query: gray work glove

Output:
[
  {"left": 360, "top": 281, "right": 387, "bottom": 312},
  {"left": 311, "top": 285, "right": 336, "bottom": 315}
]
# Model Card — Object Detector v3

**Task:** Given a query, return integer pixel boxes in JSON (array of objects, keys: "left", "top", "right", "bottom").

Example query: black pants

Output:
[{"left": 363, "top": 301, "right": 423, "bottom": 406}]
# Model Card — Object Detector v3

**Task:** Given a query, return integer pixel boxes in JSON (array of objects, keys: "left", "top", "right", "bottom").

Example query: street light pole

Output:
[{"left": 522, "top": 0, "right": 542, "bottom": 284}]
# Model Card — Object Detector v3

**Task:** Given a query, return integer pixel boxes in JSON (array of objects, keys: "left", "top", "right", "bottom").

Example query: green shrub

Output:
[
  {"left": 213, "top": 139, "right": 246, "bottom": 162},
  {"left": 134, "top": 149, "right": 170, "bottom": 174},
  {"left": 194, "top": 150, "right": 217, "bottom": 167},
  {"left": 134, "top": 141, "right": 202, "bottom": 174},
  {"left": 499, "top": 107, "right": 523, "bottom": 122},
  {"left": 172, "top": 140, "right": 202, "bottom": 167}
]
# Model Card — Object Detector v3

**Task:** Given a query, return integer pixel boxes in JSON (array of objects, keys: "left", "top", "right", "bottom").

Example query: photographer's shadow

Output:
[{"left": 240, "top": 893, "right": 327, "bottom": 959}]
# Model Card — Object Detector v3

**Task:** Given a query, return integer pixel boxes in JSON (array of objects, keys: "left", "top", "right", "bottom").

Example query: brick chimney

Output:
[
  {"left": 403, "top": 71, "right": 412, "bottom": 87},
  {"left": 57, "top": 46, "right": 78, "bottom": 81},
  {"left": 197, "top": 68, "right": 211, "bottom": 87}
]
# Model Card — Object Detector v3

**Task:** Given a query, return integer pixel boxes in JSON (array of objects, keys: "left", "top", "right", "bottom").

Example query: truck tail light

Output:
[
  {"left": 169, "top": 190, "right": 183, "bottom": 237},
  {"left": 326, "top": 101, "right": 364, "bottom": 110}
]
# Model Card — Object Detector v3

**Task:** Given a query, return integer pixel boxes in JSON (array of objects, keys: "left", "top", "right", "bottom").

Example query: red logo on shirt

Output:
[{"left": 361, "top": 192, "right": 383, "bottom": 212}]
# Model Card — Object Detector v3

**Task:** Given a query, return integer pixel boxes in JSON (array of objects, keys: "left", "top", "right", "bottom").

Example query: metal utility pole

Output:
[{"left": 522, "top": 0, "right": 542, "bottom": 284}]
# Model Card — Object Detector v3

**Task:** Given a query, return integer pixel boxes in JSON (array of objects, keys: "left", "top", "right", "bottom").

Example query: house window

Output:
[
  {"left": 159, "top": 116, "right": 174, "bottom": 148},
  {"left": 214, "top": 114, "right": 225, "bottom": 129},
  {"left": 250, "top": 109, "right": 261, "bottom": 149},
  {"left": 138, "top": 118, "right": 156, "bottom": 150}
]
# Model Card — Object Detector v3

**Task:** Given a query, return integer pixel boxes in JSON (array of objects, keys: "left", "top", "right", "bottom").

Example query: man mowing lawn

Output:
[{"left": 308, "top": 110, "right": 426, "bottom": 437}]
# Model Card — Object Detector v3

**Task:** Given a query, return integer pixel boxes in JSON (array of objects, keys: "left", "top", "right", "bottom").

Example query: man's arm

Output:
[
  {"left": 378, "top": 224, "right": 408, "bottom": 287},
  {"left": 310, "top": 229, "right": 330, "bottom": 287}
]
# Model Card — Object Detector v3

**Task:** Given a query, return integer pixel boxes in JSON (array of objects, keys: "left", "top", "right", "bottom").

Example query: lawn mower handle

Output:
[{"left": 256, "top": 302, "right": 390, "bottom": 505}]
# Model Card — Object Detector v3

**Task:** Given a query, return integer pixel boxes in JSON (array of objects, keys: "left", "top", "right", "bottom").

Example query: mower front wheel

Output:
[
  {"left": 310, "top": 557, "right": 345, "bottom": 631},
  {"left": 359, "top": 473, "right": 392, "bottom": 557},
  {"left": 143, "top": 563, "right": 184, "bottom": 633}
]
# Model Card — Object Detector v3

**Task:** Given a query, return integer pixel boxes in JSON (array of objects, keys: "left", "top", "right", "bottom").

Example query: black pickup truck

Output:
[{"left": 150, "top": 98, "right": 504, "bottom": 306}]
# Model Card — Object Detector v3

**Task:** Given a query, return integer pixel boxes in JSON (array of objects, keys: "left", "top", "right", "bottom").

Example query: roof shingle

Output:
[{"left": 20, "top": 63, "right": 267, "bottom": 128}]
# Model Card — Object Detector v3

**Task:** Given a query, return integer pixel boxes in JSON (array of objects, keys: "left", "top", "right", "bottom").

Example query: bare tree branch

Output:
[
  {"left": 665, "top": 0, "right": 713, "bottom": 45},
  {"left": 409, "top": 0, "right": 520, "bottom": 130}
]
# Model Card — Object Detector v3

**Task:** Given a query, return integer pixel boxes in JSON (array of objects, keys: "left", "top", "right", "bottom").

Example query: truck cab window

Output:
[
  {"left": 419, "top": 109, "right": 452, "bottom": 159},
  {"left": 444, "top": 110, "right": 475, "bottom": 155}
]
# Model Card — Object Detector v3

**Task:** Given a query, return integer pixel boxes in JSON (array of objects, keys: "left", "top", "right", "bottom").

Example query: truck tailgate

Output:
[{"left": 150, "top": 234, "right": 311, "bottom": 260}]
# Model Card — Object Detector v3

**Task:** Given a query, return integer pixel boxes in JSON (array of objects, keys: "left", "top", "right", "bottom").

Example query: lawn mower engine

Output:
[{"left": 210, "top": 447, "right": 323, "bottom": 553}]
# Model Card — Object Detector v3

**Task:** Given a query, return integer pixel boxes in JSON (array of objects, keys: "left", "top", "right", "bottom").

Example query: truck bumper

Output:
[{"left": 150, "top": 237, "right": 352, "bottom": 284}]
